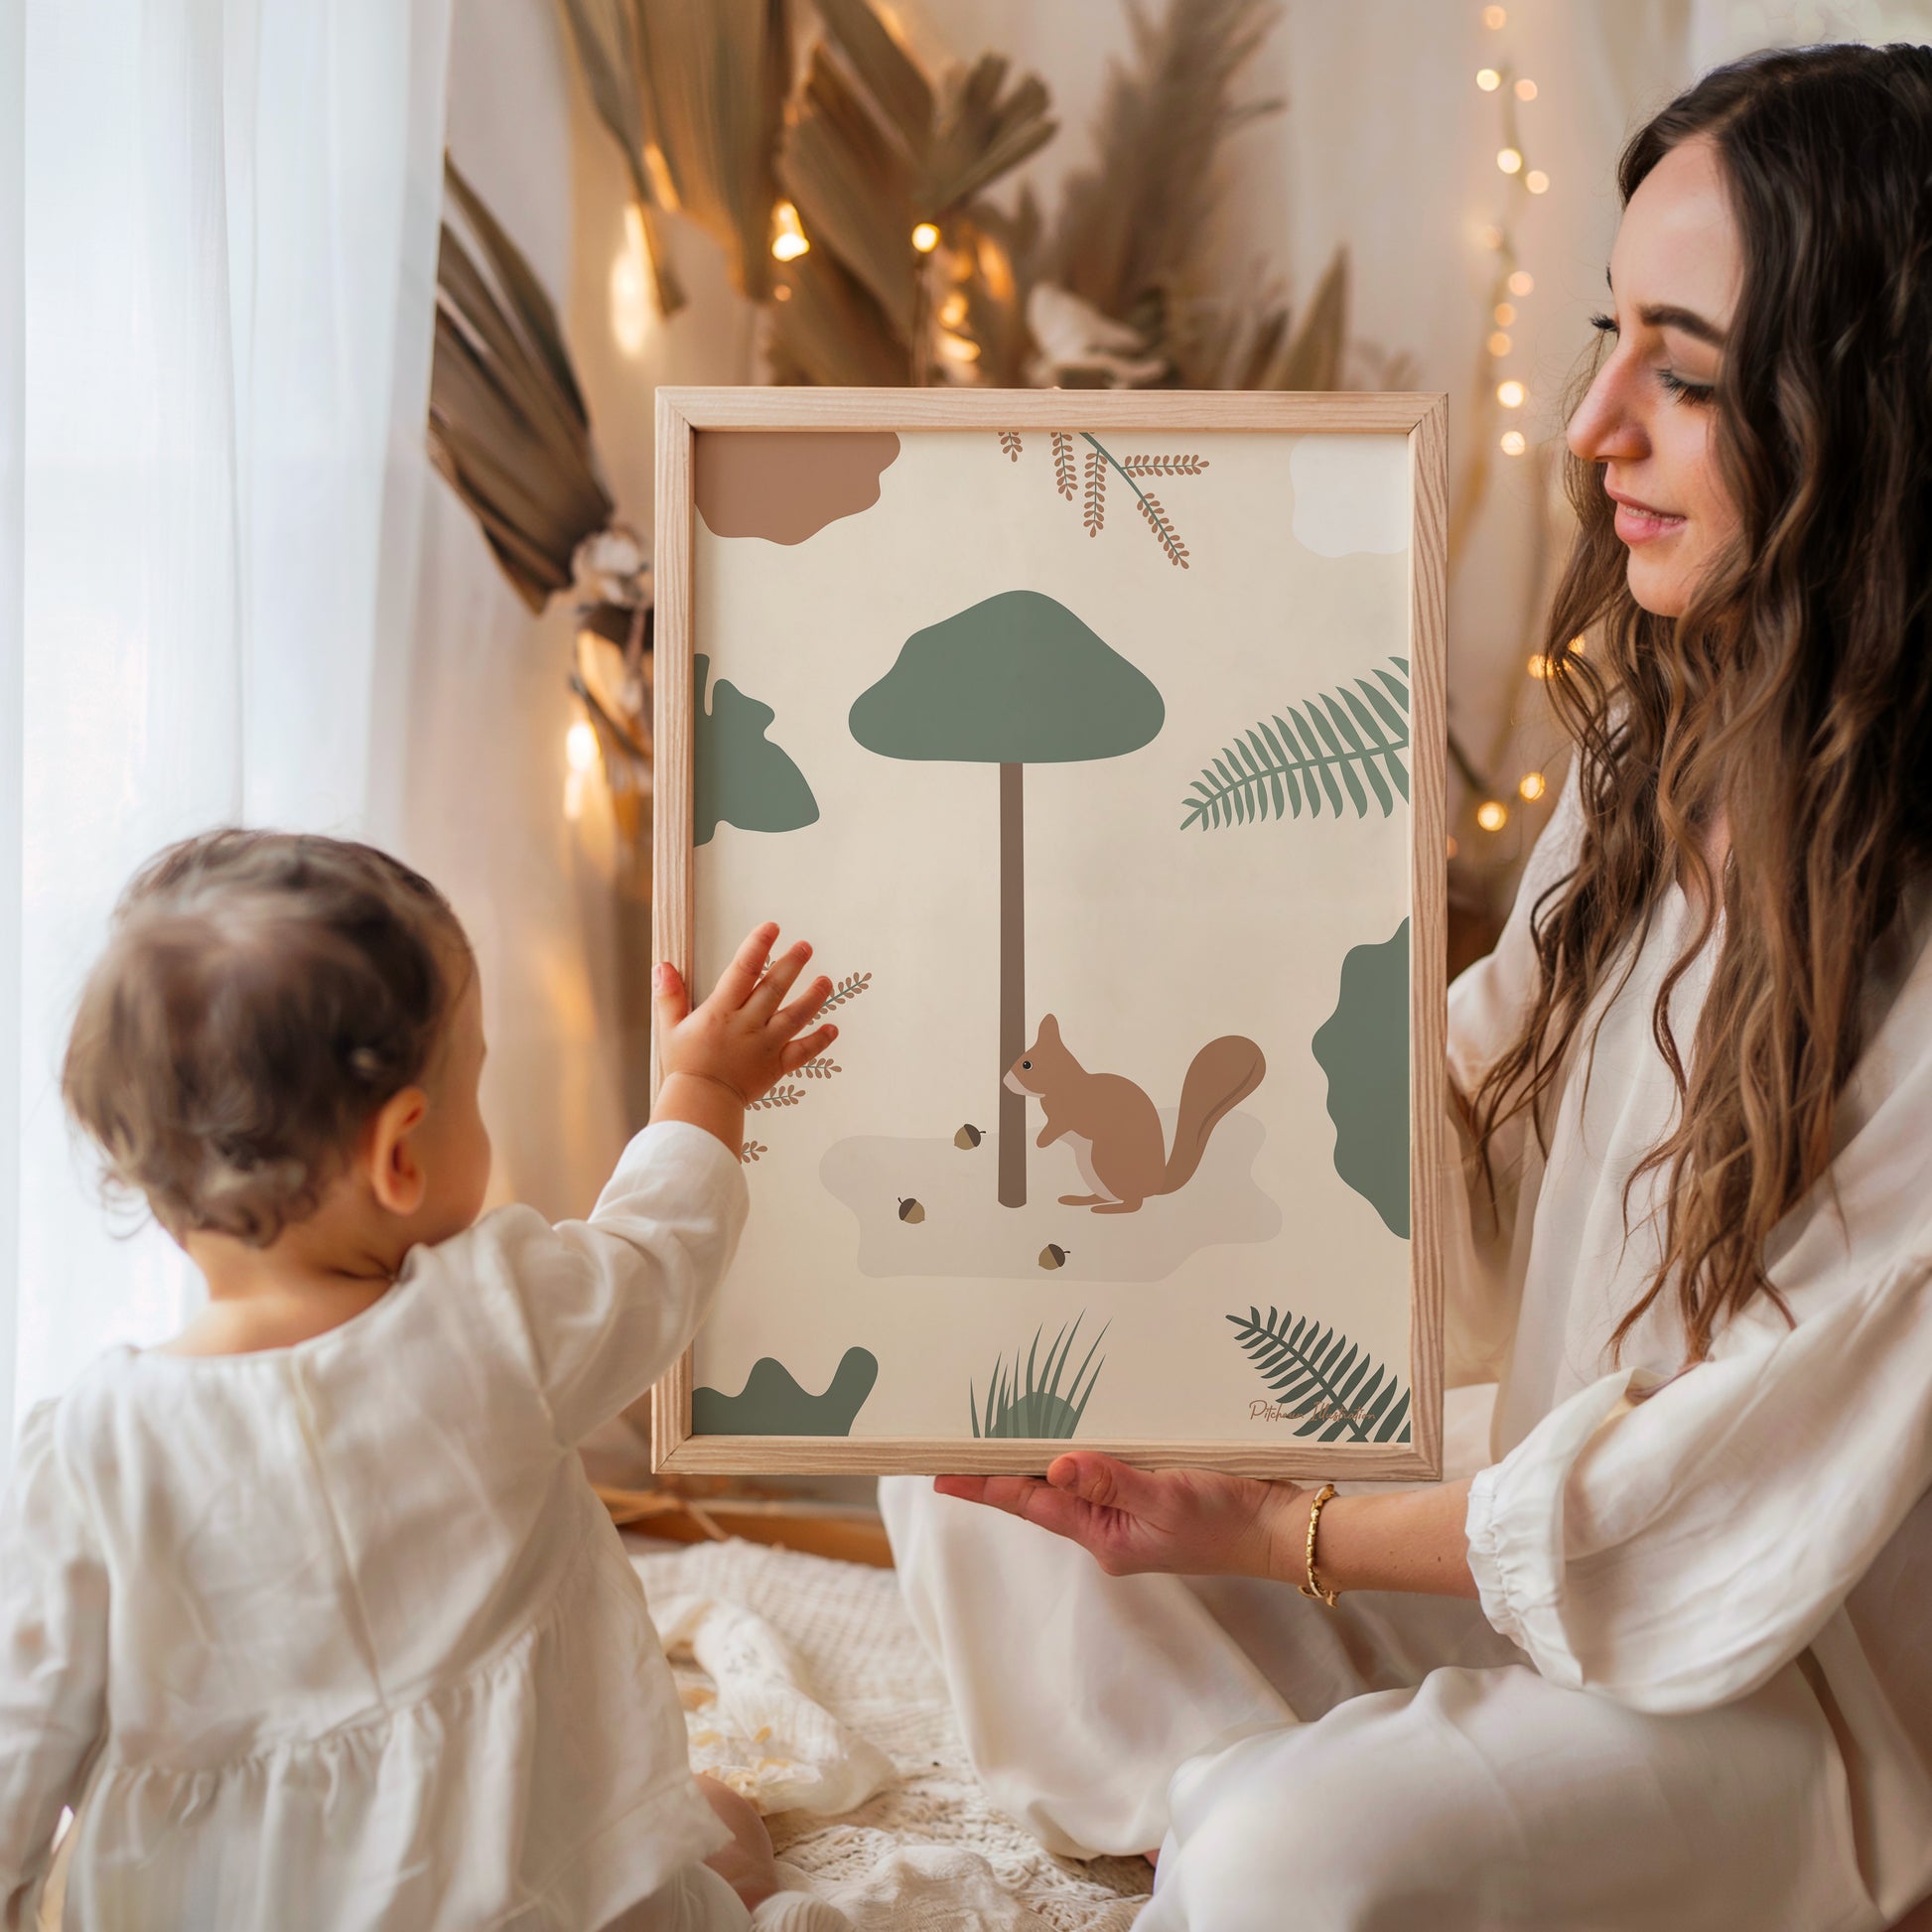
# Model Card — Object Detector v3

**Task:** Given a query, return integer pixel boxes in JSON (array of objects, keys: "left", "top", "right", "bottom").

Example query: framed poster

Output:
[{"left": 650, "top": 388, "right": 1446, "bottom": 1479}]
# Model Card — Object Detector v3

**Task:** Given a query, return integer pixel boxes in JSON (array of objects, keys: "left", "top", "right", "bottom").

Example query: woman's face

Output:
[{"left": 1566, "top": 135, "right": 1743, "bottom": 617}]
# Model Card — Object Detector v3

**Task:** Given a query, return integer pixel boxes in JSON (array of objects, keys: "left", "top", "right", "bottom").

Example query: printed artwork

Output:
[{"left": 684, "top": 422, "right": 1420, "bottom": 1450}]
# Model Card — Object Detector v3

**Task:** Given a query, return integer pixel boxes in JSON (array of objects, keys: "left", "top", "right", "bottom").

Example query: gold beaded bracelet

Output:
[{"left": 1298, "top": 1481, "right": 1340, "bottom": 1608}]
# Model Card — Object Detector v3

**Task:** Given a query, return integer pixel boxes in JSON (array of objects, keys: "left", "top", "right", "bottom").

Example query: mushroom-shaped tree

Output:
[{"left": 850, "top": 589, "right": 1165, "bottom": 1206}]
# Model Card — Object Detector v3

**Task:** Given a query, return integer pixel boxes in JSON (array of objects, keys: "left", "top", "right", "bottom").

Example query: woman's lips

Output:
[{"left": 1607, "top": 488, "right": 1686, "bottom": 545}]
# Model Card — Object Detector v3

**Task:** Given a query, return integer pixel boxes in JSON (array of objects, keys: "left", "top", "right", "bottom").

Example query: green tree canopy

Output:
[{"left": 849, "top": 589, "right": 1165, "bottom": 762}]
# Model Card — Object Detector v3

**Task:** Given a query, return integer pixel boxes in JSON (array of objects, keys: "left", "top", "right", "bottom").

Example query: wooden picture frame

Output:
[{"left": 651, "top": 387, "right": 1447, "bottom": 1479}]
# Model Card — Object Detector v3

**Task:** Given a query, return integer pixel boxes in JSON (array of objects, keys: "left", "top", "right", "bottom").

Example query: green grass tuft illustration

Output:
[{"left": 970, "top": 1314, "right": 1108, "bottom": 1440}]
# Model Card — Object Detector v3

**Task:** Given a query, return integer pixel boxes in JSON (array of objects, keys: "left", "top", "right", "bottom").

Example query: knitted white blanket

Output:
[{"left": 632, "top": 1538, "right": 1154, "bottom": 1932}]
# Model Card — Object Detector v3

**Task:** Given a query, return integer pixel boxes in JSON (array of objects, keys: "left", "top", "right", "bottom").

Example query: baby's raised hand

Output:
[{"left": 651, "top": 923, "right": 836, "bottom": 1147}]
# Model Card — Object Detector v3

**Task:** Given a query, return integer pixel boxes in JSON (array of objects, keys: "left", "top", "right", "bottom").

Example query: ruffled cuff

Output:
[{"left": 1462, "top": 1368, "right": 1635, "bottom": 1688}]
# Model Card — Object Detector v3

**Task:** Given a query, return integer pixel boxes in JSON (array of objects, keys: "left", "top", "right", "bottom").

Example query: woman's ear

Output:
[{"left": 365, "top": 1086, "right": 429, "bottom": 1217}]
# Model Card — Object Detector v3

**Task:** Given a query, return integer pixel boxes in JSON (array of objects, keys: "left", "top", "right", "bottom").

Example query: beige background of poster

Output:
[{"left": 692, "top": 428, "right": 1412, "bottom": 1443}]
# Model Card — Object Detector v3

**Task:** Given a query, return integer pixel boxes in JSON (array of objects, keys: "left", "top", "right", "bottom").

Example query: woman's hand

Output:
[
  {"left": 936, "top": 1453, "right": 1312, "bottom": 1582},
  {"left": 937, "top": 1455, "right": 1482, "bottom": 1598},
  {"left": 651, "top": 922, "right": 835, "bottom": 1148}
]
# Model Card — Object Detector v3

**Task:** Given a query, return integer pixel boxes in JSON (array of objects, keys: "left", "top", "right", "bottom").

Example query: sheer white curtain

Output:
[{"left": 0, "top": 0, "right": 453, "bottom": 1468}]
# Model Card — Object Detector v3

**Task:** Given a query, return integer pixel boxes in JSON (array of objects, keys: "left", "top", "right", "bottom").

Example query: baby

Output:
[{"left": 0, "top": 831, "right": 848, "bottom": 1932}]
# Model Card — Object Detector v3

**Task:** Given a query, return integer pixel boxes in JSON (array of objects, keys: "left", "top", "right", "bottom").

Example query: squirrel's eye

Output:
[{"left": 1022, "top": 1060, "right": 1032, "bottom": 1069}]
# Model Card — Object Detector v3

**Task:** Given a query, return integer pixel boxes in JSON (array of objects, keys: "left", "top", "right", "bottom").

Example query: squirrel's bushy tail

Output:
[{"left": 1163, "top": 1035, "right": 1266, "bottom": 1193}]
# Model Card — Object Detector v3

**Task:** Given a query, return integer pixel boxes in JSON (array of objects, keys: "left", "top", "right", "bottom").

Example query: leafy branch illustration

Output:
[
  {"left": 812, "top": 970, "right": 873, "bottom": 1015},
  {"left": 1180, "top": 655, "right": 1410, "bottom": 830},
  {"left": 1052, "top": 430, "right": 1077, "bottom": 499},
  {"left": 996, "top": 430, "right": 1206, "bottom": 567},
  {"left": 740, "top": 1140, "right": 767, "bottom": 1165},
  {"left": 750, "top": 1086, "right": 803, "bottom": 1112},
  {"left": 1227, "top": 1306, "right": 1412, "bottom": 1444}
]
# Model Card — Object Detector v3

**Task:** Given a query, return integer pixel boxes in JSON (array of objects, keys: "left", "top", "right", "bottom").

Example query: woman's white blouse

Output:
[
  {"left": 1451, "top": 759, "right": 1932, "bottom": 1902},
  {"left": 0, "top": 1120, "right": 749, "bottom": 1932}
]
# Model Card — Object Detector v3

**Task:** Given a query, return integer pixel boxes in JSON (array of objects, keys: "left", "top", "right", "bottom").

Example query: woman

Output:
[{"left": 882, "top": 45, "right": 1932, "bottom": 1931}]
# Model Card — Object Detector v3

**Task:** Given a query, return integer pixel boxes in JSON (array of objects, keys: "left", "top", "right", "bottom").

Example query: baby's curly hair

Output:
[{"left": 63, "top": 830, "right": 470, "bottom": 1247}]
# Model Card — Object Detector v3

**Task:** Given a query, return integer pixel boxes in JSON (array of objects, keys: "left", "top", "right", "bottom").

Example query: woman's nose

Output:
[{"left": 1567, "top": 354, "right": 1648, "bottom": 466}]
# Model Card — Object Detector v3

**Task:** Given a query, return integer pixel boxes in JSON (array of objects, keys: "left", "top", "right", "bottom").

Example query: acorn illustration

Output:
[
  {"left": 1037, "top": 1244, "right": 1072, "bottom": 1271},
  {"left": 897, "top": 1196, "right": 926, "bottom": 1224},
  {"left": 954, "top": 1123, "right": 984, "bottom": 1149}
]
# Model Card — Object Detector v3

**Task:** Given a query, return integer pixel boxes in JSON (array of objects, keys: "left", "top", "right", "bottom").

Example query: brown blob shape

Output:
[{"left": 695, "top": 431, "right": 901, "bottom": 544}]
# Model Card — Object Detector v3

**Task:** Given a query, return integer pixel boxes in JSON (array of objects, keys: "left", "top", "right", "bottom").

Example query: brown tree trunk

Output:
[{"left": 999, "top": 760, "right": 1026, "bottom": 1208}]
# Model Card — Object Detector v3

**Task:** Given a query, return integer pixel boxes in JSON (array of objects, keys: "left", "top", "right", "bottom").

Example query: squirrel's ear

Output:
[{"left": 1039, "top": 1013, "right": 1060, "bottom": 1036}]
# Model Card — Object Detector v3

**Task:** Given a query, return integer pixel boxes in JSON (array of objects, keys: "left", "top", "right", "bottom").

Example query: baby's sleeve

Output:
[
  {"left": 0, "top": 1401, "right": 108, "bottom": 1931},
  {"left": 478, "top": 1119, "right": 752, "bottom": 1448}
]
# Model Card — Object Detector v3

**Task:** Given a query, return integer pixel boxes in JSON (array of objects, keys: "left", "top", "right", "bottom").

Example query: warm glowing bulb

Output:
[
  {"left": 1508, "top": 269, "right": 1534, "bottom": 295},
  {"left": 1500, "top": 429, "right": 1528, "bottom": 456},
  {"left": 773, "top": 283, "right": 792, "bottom": 302},
  {"left": 1515, "top": 76, "right": 1538, "bottom": 100},
  {"left": 1496, "top": 378, "right": 1526, "bottom": 407},
  {"left": 1476, "top": 799, "right": 1509, "bottom": 831},
  {"left": 1482, "top": 4, "right": 1507, "bottom": 26},
  {"left": 1525, "top": 169, "right": 1550, "bottom": 195},
  {"left": 1487, "top": 330, "right": 1512, "bottom": 356},
  {"left": 1497, "top": 146, "right": 1523, "bottom": 175},
  {"left": 1519, "top": 770, "right": 1547, "bottom": 801},
  {"left": 1527, "top": 652, "right": 1549, "bottom": 678},
  {"left": 566, "top": 719, "right": 598, "bottom": 773},
  {"left": 770, "top": 201, "right": 809, "bottom": 261},
  {"left": 1494, "top": 301, "right": 1516, "bottom": 325},
  {"left": 911, "top": 220, "right": 940, "bottom": 253},
  {"left": 1476, "top": 221, "right": 1504, "bottom": 251},
  {"left": 939, "top": 291, "right": 968, "bottom": 328},
  {"left": 1476, "top": 67, "right": 1501, "bottom": 90},
  {"left": 1570, "top": 634, "right": 1587, "bottom": 654}
]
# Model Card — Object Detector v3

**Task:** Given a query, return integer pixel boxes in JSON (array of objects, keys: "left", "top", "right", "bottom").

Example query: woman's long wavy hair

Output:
[{"left": 1468, "top": 44, "right": 1932, "bottom": 1363}]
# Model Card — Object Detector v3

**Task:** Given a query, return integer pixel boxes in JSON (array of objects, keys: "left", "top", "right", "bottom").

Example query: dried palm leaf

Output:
[
  {"left": 553, "top": 0, "right": 686, "bottom": 315},
  {"left": 925, "top": 55, "right": 1056, "bottom": 212},
  {"left": 769, "top": 250, "right": 908, "bottom": 386},
  {"left": 812, "top": 0, "right": 931, "bottom": 155},
  {"left": 1046, "top": 0, "right": 1283, "bottom": 329},
  {"left": 429, "top": 158, "right": 613, "bottom": 613},
  {"left": 1271, "top": 248, "right": 1348, "bottom": 390},
  {"left": 777, "top": 41, "right": 919, "bottom": 334},
  {"left": 634, "top": 0, "right": 789, "bottom": 302}
]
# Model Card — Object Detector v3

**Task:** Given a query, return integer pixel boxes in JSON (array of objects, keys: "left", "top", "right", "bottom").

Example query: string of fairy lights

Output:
[{"left": 1451, "top": 0, "right": 1585, "bottom": 861}]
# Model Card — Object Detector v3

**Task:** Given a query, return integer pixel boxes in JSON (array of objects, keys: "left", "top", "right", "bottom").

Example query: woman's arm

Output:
[{"left": 934, "top": 1457, "right": 1480, "bottom": 1599}]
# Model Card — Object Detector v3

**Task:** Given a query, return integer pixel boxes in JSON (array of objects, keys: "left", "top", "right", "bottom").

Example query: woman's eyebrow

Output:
[
  {"left": 1602, "top": 275, "right": 1726, "bottom": 348},
  {"left": 1638, "top": 303, "right": 1725, "bottom": 347}
]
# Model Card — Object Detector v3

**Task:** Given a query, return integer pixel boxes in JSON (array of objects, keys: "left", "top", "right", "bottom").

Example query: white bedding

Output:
[{"left": 630, "top": 1538, "right": 1154, "bottom": 1932}]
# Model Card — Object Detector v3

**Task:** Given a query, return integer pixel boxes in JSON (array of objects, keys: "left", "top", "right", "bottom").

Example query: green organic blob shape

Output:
[
  {"left": 692, "top": 1346, "right": 878, "bottom": 1436},
  {"left": 1310, "top": 917, "right": 1410, "bottom": 1238},
  {"left": 850, "top": 590, "right": 1165, "bottom": 763},
  {"left": 695, "top": 653, "right": 819, "bottom": 846}
]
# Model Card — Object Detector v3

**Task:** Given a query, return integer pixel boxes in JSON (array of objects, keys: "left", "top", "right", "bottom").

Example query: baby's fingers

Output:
[
  {"left": 744, "top": 940, "right": 812, "bottom": 1022},
  {"left": 773, "top": 975, "right": 834, "bottom": 1037},
  {"left": 710, "top": 922, "right": 780, "bottom": 1012},
  {"left": 779, "top": 1024, "right": 837, "bottom": 1073}
]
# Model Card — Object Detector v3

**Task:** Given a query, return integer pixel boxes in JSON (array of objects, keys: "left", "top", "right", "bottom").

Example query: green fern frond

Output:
[
  {"left": 1180, "top": 656, "right": 1410, "bottom": 830},
  {"left": 1225, "top": 1305, "right": 1412, "bottom": 1444}
]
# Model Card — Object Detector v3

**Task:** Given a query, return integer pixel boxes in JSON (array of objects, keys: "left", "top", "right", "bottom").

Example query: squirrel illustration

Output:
[{"left": 1004, "top": 1015, "right": 1266, "bottom": 1214}]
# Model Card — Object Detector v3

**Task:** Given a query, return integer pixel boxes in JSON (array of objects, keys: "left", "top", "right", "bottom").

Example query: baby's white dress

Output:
[
  {"left": 0, "top": 1121, "right": 831, "bottom": 1932},
  {"left": 884, "top": 756, "right": 1932, "bottom": 1929}
]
